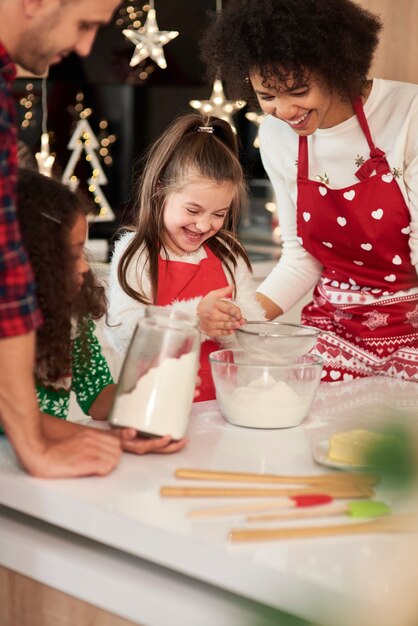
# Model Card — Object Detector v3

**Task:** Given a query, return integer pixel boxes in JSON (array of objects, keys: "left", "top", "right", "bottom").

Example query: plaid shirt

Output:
[{"left": 0, "top": 42, "right": 42, "bottom": 337}]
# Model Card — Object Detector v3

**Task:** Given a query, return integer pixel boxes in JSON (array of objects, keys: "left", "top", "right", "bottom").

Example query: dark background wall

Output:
[{"left": 14, "top": 0, "right": 266, "bottom": 237}]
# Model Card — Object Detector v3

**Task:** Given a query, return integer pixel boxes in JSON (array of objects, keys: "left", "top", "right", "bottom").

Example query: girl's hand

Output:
[
  {"left": 194, "top": 375, "right": 201, "bottom": 399},
  {"left": 116, "top": 428, "right": 188, "bottom": 455},
  {"left": 197, "top": 285, "right": 245, "bottom": 337}
]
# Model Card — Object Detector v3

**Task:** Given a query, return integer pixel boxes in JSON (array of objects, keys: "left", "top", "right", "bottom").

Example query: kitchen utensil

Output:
[
  {"left": 187, "top": 494, "right": 334, "bottom": 519},
  {"left": 209, "top": 349, "right": 323, "bottom": 428},
  {"left": 174, "top": 468, "right": 379, "bottom": 488},
  {"left": 246, "top": 499, "right": 391, "bottom": 522},
  {"left": 160, "top": 484, "right": 374, "bottom": 499},
  {"left": 235, "top": 321, "right": 320, "bottom": 363},
  {"left": 229, "top": 514, "right": 417, "bottom": 542}
]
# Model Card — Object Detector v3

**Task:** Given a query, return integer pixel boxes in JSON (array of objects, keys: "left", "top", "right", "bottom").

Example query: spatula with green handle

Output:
[{"left": 246, "top": 499, "right": 391, "bottom": 522}]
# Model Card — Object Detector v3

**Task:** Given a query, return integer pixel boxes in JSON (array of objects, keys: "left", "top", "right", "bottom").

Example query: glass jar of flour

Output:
[{"left": 109, "top": 307, "right": 200, "bottom": 439}]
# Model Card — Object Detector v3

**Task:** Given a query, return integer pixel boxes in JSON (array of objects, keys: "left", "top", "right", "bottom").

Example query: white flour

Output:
[
  {"left": 110, "top": 351, "right": 197, "bottom": 439},
  {"left": 218, "top": 375, "right": 311, "bottom": 428}
]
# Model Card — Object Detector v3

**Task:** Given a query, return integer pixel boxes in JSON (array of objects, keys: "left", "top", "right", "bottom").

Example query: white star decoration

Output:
[
  {"left": 123, "top": 9, "right": 178, "bottom": 69},
  {"left": 35, "top": 133, "right": 55, "bottom": 177},
  {"left": 189, "top": 79, "right": 245, "bottom": 133}
]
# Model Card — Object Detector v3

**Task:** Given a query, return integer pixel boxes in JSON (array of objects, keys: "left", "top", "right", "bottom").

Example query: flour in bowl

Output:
[{"left": 218, "top": 375, "right": 311, "bottom": 428}]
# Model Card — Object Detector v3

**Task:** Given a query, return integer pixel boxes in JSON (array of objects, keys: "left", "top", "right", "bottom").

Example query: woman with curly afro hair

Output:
[
  {"left": 14, "top": 168, "right": 187, "bottom": 455},
  {"left": 202, "top": 0, "right": 418, "bottom": 383}
]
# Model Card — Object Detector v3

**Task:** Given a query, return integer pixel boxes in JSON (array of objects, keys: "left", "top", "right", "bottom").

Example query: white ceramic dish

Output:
[{"left": 312, "top": 439, "right": 368, "bottom": 470}]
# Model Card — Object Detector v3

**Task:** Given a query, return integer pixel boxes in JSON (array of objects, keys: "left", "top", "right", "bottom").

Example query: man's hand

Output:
[
  {"left": 29, "top": 429, "right": 122, "bottom": 478},
  {"left": 0, "top": 333, "right": 121, "bottom": 478},
  {"left": 197, "top": 285, "right": 245, "bottom": 337}
]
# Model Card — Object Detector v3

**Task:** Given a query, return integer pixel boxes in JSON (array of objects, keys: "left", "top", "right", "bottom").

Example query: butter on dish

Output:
[{"left": 327, "top": 429, "right": 392, "bottom": 465}]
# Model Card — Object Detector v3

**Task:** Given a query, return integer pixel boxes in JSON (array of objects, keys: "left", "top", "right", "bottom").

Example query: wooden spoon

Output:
[{"left": 174, "top": 468, "right": 378, "bottom": 487}]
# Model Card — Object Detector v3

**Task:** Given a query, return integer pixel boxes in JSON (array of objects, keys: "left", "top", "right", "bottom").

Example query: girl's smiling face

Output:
[
  {"left": 250, "top": 70, "right": 354, "bottom": 135},
  {"left": 69, "top": 212, "right": 89, "bottom": 293},
  {"left": 162, "top": 176, "right": 235, "bottom": 255}
]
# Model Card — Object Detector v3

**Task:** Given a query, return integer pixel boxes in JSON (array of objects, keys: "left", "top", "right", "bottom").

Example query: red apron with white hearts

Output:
[
  {"left": 297, "top": 98, "right": 418, "bottom": 382},
  {"left": 156, "top": 245, "right": 228, "bottom": 400}
]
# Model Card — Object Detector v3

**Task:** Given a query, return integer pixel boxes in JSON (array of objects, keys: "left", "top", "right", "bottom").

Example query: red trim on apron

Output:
[
  {"left": 156, "top": 245, "right": 228, "bottom": 400},
  {"left": 296, "top": 98, "right": 418, "bottom": 382}
]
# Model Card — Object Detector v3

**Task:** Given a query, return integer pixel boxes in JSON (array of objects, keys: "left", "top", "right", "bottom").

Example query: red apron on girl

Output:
[
  {"left": 297, "top": 98, "right": 418, "bottom": 382},
  {"left": 156, "top": 244, "right": 228, "bottom": 400}
]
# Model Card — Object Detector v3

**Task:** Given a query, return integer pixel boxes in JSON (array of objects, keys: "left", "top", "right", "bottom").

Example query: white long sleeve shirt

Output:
[
  {"left": 257, "top": 78, "right": 418, "bottom": 311},
  {"left": 105, "top": 232, "right": 265, "bottom": 353}
]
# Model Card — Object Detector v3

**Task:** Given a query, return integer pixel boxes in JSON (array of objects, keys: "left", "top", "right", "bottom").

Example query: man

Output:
[{"left": 0, "top": 0, "right": 122, "bottom": 477}]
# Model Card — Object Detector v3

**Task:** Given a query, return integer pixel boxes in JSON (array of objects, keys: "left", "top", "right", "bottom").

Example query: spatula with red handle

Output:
[{"left": 187, "top": 494, "right": 333, "bottom": 519}]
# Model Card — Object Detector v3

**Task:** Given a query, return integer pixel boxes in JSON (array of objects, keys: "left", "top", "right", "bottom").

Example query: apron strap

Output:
[
  {"left": 297, "top": 135, "right": 309, "bottom": 183},
  {"left": 352, "top": 98, "right": 389, "bottom": 181},
  {"left": 297, "top": 97, "right": 389, "bottom": 183},
  {"left": 352, "top": 98, "right": 376, "bottom": 152}
]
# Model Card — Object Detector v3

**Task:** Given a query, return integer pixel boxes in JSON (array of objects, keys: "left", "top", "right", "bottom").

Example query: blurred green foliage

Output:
[{"left": 364, "top": 425, "right": 417, "bottom": 490}]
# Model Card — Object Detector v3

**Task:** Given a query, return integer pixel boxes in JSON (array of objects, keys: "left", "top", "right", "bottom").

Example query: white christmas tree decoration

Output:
[
  {"left": 189, "top": 79, "right": 245, "bottom": 133},
  {"left": 62, "top": 118, "right": 115, "bottom": 222},
  {"left": 123, "top": 7, "right": 178, "bottom": 69}
]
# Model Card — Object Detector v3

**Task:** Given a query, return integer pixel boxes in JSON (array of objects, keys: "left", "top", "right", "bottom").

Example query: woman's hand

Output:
[
  {"left": 197, "top": 285, "right": 245, "bottom": 337},
  {"left": 116, "top": 428, "right": 188, "bottom": 455}
]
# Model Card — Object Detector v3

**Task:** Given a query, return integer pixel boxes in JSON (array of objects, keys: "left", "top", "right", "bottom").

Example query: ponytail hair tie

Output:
[{"left": 197, "top": 126, "right": 214, "bottom": 133}]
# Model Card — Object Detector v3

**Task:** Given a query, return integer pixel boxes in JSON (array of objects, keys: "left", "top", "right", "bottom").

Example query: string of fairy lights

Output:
[
  {"left": 19, "top": 82, "right": 38, "bottom": 129},
  {"left": 20, "top": 83, "right": 118, "bottom": 221},
  {"left": 19, "top": 0, "right": 265, "bottom": 222}
]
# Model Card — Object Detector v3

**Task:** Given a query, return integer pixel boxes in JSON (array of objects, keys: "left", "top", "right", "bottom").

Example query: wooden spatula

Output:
[
  {"left": 175, "top": 468, "right": 378, "bottom": 487},
  {"left": 160, "top": 484, "right": 374, "bottom": 499},
  {"left": 187, "top": 494, "right": 333, "bottom": 519},
  {"left": 229, "top": 514, "right": 418, "bottom": 542}
]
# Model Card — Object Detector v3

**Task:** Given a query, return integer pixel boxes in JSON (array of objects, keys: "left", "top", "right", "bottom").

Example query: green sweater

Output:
[{"left": 36, "top": 318, "right": 114, "bottom": 420}]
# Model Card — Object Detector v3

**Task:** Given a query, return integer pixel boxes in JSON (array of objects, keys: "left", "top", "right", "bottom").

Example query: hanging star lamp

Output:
[
  {"left": 189, "top": 79, "right": 245, "bottom": 132},
  {"left": 35, "top": 77, "right": 55, "bottom": 177},
  {"left": 189, "top": 0, "right": 245, "bottom": 132},
  {"left": 123, "top": 0, "right": 179, "bottom": 69}
]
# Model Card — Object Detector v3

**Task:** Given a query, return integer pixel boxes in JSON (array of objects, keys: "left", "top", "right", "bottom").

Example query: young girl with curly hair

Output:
[
  {"left": 202, "top": 0, "right": 418, "bottom": 383},
  {"left": 15, "top": 168, "right": 186, "bottom": 455},
  {"left": 105, "top": 113, "right": 265, "bottom": 401}
]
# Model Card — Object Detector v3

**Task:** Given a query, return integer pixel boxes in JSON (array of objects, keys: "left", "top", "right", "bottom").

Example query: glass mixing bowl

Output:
[
  {"left": 236, "top": 321, "right": 320, "bottom": 363},
  {"left": 209, "top": 349, "right": 323, "bottom": 429}
]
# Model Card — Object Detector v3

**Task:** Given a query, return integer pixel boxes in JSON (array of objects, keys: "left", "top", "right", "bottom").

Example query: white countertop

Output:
[{"left": 1, "top": 377, "right": 418, "bottom": 626}]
